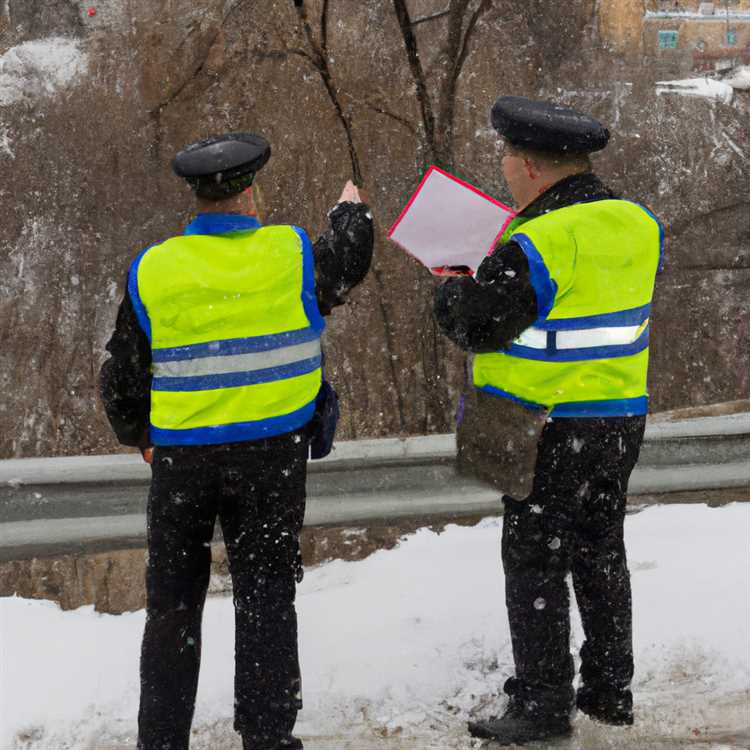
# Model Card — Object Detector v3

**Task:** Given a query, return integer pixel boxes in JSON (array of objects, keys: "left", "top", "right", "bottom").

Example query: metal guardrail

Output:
[{"left": 1, "top": 413, "right": 750, "bottom": 561}]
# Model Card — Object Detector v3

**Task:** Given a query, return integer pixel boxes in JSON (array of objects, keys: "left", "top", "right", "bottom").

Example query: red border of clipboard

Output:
[{"left": 387, "top": 165, "right": 516, "bottom": 269}]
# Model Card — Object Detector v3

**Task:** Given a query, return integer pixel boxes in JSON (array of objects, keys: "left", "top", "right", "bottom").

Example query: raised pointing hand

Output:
[{"left": 337, "top": 180, "right": 362, "bottom": 205}]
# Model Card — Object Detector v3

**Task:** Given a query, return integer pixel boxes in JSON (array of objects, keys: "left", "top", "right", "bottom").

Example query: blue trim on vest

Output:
[
  {"left": 630, "top": 203, "right": 665, "bottom": 274},
  {"left": 152, "top": 327, "right": 320, "bottom": 363},
  {"left": 533, "top": 303, "right": 651, "bottom": 331},
  {"left": 293, "top": 225, "right": 326, "bottom": 334},
  {"left": 153, "top": 355, "right": 322, "bottom": 392},
  {"left": 184, "top": 213, "right": 262, "bottom": 236},
  {"left": 151, "top": 400, "right": 316, "bottom": 446},
  {"left": 550, "top": 396, "right": 649, "bottom": 418},
  {"left": 127, "top": 246, "right": 155, "bottom": 341},
  {"left": 506, "top": 327, "right": 649, "bottom": 363},
  {"left": 479, "top": 385, "right": 547, "bottom": 411},
  {"left": 479, "top": 386, "right": 649, "bottom": 418},
  {"left": 511, "top": 233, "right": 558, "bottom": 320}
]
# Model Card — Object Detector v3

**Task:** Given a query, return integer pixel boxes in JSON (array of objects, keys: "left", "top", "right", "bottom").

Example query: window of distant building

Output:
[
  {"left": 658, "top": 30, "right": 680, "bottom": 49},
  {"left": 726, "top": 30, "right": 738, "bottom": 47}
]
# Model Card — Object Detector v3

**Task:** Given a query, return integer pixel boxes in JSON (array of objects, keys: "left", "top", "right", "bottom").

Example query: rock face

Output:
[
  {"left": 1, "top": 0, "right": 749, "bottom": 458},
  {"left": 0, "top": 547, "right": 148, "bottom": 613}
]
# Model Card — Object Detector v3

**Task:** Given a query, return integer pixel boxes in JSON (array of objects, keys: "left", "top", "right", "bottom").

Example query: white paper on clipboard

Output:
[{"left": 388, "top": 166, "right": 516, "bottom": 273}]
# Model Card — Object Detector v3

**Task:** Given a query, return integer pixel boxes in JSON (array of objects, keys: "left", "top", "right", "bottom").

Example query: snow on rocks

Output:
[
  {"left": 0, "top": 126, "right": 14, "bottom": 159},
  {"left": 656, "top": 67, "right": 750, "bottom": 104},
  {"left": 722, "top": 66, "right": 750, "bottom": 91},
  {"left": 0, "top": 38, "right": 88, "bottom": 107},
  {"left": 656, "top": 77, "right": 735, "bottom": 104},
  {"left": 645, "top": 10, "right": 750, "bottom": 20}
]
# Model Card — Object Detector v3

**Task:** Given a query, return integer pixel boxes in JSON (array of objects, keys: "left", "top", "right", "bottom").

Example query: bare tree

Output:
[
  {"left": 279, "top": 0, "right": 495, "bottom": 434},
  {"left": 288, "top": 0, "right": 363, "bottom": 184},
  {"left": 393, "top": 0, "right": 493, "bottom": 170},
  {"left": 282, "top": 0, "right": 410, "bottom": 430}
]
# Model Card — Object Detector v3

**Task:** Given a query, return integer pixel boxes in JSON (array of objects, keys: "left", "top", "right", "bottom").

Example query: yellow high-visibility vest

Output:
[
  {"left": 473, "top": 200, "right": 663, "bottom": 417},
  {"left": 129, "top": 214, "right": 324, "bottom": 445}
]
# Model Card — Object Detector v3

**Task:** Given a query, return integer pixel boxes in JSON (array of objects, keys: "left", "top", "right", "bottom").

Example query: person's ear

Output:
[
  {"left": 523, "top": 156, "right": 540, "bottom": 180},
  {"left": 242, "top": 186, "right": 257, "bottom": 216}
]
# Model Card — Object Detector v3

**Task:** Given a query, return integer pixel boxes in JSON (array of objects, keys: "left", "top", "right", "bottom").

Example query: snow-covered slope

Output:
[{"left": 2, "top": 504, "right": 749, "bottom": 749}]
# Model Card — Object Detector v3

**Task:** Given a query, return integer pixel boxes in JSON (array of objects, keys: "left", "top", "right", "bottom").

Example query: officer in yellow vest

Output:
[
  {"left": 435, "top": 98, "right": 663, "bottom": 745},
  {"left": 100, "top": 133, "right": 374, "bottom": 750}
]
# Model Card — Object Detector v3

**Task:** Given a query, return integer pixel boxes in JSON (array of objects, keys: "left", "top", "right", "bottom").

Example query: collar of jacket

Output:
[
  {"left": 520, "top": 172, "right": 617, "bottom": 219},
  {"left": 184, "top": 213, "right": 263, "bottom": 236}
]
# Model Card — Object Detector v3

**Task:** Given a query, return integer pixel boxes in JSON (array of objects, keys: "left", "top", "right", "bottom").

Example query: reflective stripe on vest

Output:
[
  {"left": 510, "top": 320, "right": 649, "bottom": 362},
  {"left": 473, "top": 200, "right": 662, "bottom": 417},
  {"left": 151, "top": 334, "right": 322, "bottom": 391},
  {"left": 131, "top": 222, "right": 324, "bottom": 445}
]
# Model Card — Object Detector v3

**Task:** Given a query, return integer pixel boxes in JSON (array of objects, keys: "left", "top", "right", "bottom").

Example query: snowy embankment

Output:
[
  {"left": 656, "top": 78, "right": 736, "bottom": 105},
  {"left": 2, "top": 504, "right": 750, "bottom": 749},
  {"left": 0, "top": 38, "right": 88, "bottom": 107},
  {"left": 656, "top": 67, "right": 750, "bottom": 105}
]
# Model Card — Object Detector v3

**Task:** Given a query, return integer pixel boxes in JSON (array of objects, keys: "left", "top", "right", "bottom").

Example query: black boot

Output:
[
  {"left": 576, "top": 685, "right": 633, "bottom": 726},
  {"left": 468, "top": 707, "right": 572, "bottom": 745},
  {"left": 468, "top": 678, "right": 573, "bottom": 745},
  {"left": 242, "top": 735, "right": 303, "bottom": 749}
]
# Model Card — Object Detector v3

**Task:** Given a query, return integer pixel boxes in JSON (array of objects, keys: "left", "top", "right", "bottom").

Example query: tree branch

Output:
[
  {"left": 412, "top": 8, "right": 451, "bottom": 25},
  {"left": 343, "top": 94, "right": 418, "bottom": 134},
  {"left": 431, "top": 0, "right": 471, "bottom": 166},
  {"left": 454, "top": 0, "right": 492, "bottom": 82},
  {"left": 371, "top": 266, "right": 408, "bottom": 432},
  {"left": 364, "top": 103, "right": 418, "bottom": 134},
  {"left": 434, "top": 0, "right": 493, "bottom": 168},
  {"left": 321, "top": 0, "right": 330, "bottom": 56},
  {"left": 286, "top": 46, "right": 316, "bottom": 62},
  {"left": 392, "top": 0, "right": 437, "bottom": 162},
  {"left": 291, "top": 0, "right": 363, "bottom": 184},
  {"left": 293, "top": 0, "right": 322, "bottom": 60}
]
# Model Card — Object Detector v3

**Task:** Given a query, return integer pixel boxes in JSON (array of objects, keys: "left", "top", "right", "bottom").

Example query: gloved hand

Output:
[{"left": 433, "top": 276, "right": 486, "bottom": 348}]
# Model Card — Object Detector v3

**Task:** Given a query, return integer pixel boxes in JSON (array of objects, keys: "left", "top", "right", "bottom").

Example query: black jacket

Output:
[
  {"left": 100, "top": 202, "right": 374, "bottom": 449},
  {"left": 434, "top": 173, "right": 617, "bottom": 352}
]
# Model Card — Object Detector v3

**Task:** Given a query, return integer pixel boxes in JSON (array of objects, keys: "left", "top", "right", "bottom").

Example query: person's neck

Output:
[
  {"left": 196, "top": 203, "right": 255, "bottom": 216},
  {"left": 195, "top": 190, "right": 258, "bottom": 216},
  {"left": 514, "top": 169, "right": 588, "bottom": 213}
]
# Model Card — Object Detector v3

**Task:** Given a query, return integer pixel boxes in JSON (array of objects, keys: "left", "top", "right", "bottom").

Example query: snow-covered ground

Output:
[{"left": 2, "top": 504, "right": 750, "bottom": 750}]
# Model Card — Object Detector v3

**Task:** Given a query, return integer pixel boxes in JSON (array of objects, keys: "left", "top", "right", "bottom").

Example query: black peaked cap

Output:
[
  {"left": 491, "top": 96, "right": 610, "bottom": 154},
  {"left": 172, "top": 133, "right": 271, "bottom": 182}
]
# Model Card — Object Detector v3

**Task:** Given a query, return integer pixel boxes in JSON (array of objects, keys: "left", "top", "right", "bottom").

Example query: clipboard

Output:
[{"left": 388, "top": 166, "right": 516, "bottom": 275}]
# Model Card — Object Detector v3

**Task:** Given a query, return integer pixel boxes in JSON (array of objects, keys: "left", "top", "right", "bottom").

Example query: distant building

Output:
[{"left": 644, "top": 1, "right": 750, "bottom": 72}]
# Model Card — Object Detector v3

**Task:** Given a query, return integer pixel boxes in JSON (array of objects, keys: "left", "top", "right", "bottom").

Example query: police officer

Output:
[
  {"left": 100, "top": 133, "right": 374, "bottom": 750},
  {"left": 434, "top": 98, "right": 663, "bottom": 745}
]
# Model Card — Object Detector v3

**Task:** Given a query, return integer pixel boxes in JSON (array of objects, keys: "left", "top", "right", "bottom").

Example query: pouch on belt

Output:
[
  {"left": 309, "top": 380, "right": 340, "bottom": 460},
  {"left": 456, "top": 388, "right": 549, "bottom": 500}
]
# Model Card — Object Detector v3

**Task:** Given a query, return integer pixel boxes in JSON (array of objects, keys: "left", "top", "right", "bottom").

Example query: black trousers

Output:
[
  {"left": 137, "top": 431, "right": 308, "bottom": 750},
  {"left": 501, "top": 416, "right": 646, "bottom": 716}
]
